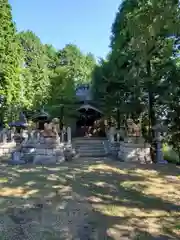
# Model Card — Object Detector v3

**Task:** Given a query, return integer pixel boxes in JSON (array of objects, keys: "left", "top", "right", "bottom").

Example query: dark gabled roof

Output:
[
  {"left": 77, "top": 104, "right": 103, "bottom": 114},
  {"left": 32, "top": 109, "right": 50, "bottom": 120}
]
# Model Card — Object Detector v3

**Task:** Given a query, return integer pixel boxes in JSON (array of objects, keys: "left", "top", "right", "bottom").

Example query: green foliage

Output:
[
  {"left": 46, "top": 66, "right": 78, "bottom": 122},
  {"left": 92, "top": 0, "right": 180, "bottom": 159},
  {"left": 0, "top": 0, "right": 23, "bottom": 122},
  {"left": 44, "top": 44, "right": 96, "bottom": 122},
  {"left": 18, "top": 31, "right": 50, "bottom": 109},
  {"left": 44, "top": 44, "right": 59, "bottom": 72},
  {"left": 58, "top": 44, "right": 96, "bottom": 85},
  {"left": 163, "top": 144, "right": 180, "bottom": 164},
  {"left": 0, "top": 2, "right": 97, "bottom": 127}
]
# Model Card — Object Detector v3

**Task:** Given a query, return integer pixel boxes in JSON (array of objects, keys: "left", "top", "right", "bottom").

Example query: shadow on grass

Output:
[{"left": 0, "top": 158, "right": 179, "bottom": 239}]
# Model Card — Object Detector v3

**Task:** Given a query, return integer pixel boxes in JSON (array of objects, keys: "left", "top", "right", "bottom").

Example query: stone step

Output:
[
  {"left": 74, "top": 140, "right": 104, "bottom": 144},
  {"left": 74, "top": 145, "right": 104, "bottom": 148},
  {"left": 78, "top": 150, "right": 105, "bottom": 155},
  {"left": 73, "top": 142, "right": 104, "bottom": 146},
  {"left": 73, "top": 138, "right": 105, "bottom": 143},
  {"left": 79, "top": 152, "right": 107, "bottom": 157},
  {"left": 73, "top": 137, "right": 106, "bottom": 140},
  {"left": 73, "top": 137, "right": 107, "bottom": 158},
  {"left": 77, "top": 148, "right": 105, "bottom": 152},
  {"left": 75, "top": 147, "right": 104, "bottom": 152},
  {"left": 73, "top": 141, "right": 104, "bottom": 145},
  {"left": 77, "top": 148, "right": 106, "bottom": 156},
  {"left": 75, "top": 145, "right": 105, "bottom": 149},
  {"left": 75, "top": 145, "right": 104, "bottom": 149}
]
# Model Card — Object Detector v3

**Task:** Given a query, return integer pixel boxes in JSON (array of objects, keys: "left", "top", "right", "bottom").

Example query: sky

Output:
[{"left": 9, "top": 0, "right": 121, "bottom": 59}]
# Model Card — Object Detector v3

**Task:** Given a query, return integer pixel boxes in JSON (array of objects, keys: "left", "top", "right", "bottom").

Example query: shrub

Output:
[{"left": 163, "top": 144, "right": 180, "bottom": 164}]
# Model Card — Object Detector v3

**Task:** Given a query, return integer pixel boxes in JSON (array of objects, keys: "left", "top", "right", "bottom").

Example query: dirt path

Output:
[{"left": 0, "top": 157, "right": 180, "bottom": 239}]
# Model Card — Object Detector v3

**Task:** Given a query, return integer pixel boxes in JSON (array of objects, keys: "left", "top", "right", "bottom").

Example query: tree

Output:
[
  {"left": 45, "top": 44, "right": 96, "bottom": 125},
  {"left": 58, "top": 44, "right": 96, "bottom": 86},
  {"left": 92, "top": 0, "right": 180, "bottom": 161},
  {"left": 46, "top": 65, "right": 78, "bottom": 125},
  {"left": 120, "top": 0, "right": 180, "bottom": 160},
  {"left": 0, "top": 0, "right": 23, "bottom": 123},
  {"left": 18, "top": 31, "right": 50, "bottom": 109},
  {"left": 44, "top": 44, "right": 59, "bottom": 73}
]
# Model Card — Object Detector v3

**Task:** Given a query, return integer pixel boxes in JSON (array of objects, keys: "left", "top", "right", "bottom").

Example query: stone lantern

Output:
[{"left": 152, "top": 123, "right": 168, "bottom": 164}]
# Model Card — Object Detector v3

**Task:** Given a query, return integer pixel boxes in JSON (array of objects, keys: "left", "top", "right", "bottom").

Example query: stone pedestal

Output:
[
  {"left": 40, "top": 136, "right": 60, "bottom": 146},
  {"left": 9, "top": 134, "right": 65, "bottom": 165},
  {"left": 33, "top": 154, "right": 65, "bottom": 165},
  {"left": 118, "top": 142, "right": 151, "bottom": 163},
  {"left": 8, "top": 117, "right": 70, "bottom": 165},
  {"left": 0, "top": 140, "right": 16, "bottom": 157},
  {"left": 124, "top": 136, "right": 145, "bottom": 144},
  {"left": 33, "top": 139, "right": 65, "bottom": 164}
]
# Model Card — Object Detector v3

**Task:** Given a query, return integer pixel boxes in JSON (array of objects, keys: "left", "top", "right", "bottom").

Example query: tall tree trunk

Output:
[{"left": 146, "top": 60, "right": 157, "bottom": 162}]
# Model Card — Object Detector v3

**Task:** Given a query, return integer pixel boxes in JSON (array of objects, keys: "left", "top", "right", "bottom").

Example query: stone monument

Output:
[
  {"left": 9, "top": 118, "right": 64, "bottom": 165},
  {"left": 118, "top": 118, "right": 151, "bottom": 163},
  {"left": 32, "top": 119, "right": 62, "bottom": 164},
  {"left": 8, "top": 117, "right": 77, "bottom": 165}
]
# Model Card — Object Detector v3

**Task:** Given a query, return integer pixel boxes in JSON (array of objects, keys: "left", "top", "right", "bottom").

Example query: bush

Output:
[{"left": 163, "top": 144, "right": 180, "bottom": 164}]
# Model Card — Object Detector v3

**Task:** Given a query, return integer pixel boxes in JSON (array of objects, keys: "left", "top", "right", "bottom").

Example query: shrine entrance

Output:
[{"left": 75, "top": 104, "right": 105, "bottom": 137}]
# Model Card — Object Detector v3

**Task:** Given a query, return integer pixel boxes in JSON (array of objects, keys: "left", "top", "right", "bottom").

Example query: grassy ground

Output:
[{"left": 0, "top": 157, "right": 179, "bottom": 239}]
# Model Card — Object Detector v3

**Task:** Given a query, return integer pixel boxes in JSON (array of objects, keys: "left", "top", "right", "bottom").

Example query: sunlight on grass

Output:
[
  {"left": 0, "top": 177, "right": 8, "bottom": 183},
  {"left": 15, "top": 168, "right": 42, "bottom": 173},
  {"left": 121, "top": 175, "right": 180, "bottom": 204},
  {"left": 47, "top": 174, "right": 61, "bottom": 181},
  {"left": 89, "top": 163, "right": 127, "bottom": 174},
  {"left": 87, "top": 162, "right": 180, "bottom": 239},
  {"left": 25, "top": 180, "right": 36, "bottom": 186},
  {"left": 0, "top": 187, "right": 39, "bottom": 197},
  {"left": 0, "top": 158, "right": 179, "bottom": 239},
  {"left": 93, "top": 201, "right": 179, "bottom": 218}
]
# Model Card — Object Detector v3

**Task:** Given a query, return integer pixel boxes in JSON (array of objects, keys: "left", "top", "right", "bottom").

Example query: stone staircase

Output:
[{"left": 73, "top": 137, "right": 107, "bottom": 158}]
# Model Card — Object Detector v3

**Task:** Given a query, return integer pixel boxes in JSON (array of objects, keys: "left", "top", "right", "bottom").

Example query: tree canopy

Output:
[
  {"left": 58, "top": 44, "right": 96, "bottom": 85},
  {"left": 0, "top": 1, "right": 96, "bottom": 124},
  {"left": 92, "top": 0, "right": 180, "bottom": 158},
  {"left": 0, "top": 0, "right": 23, "bottom": 122}
]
